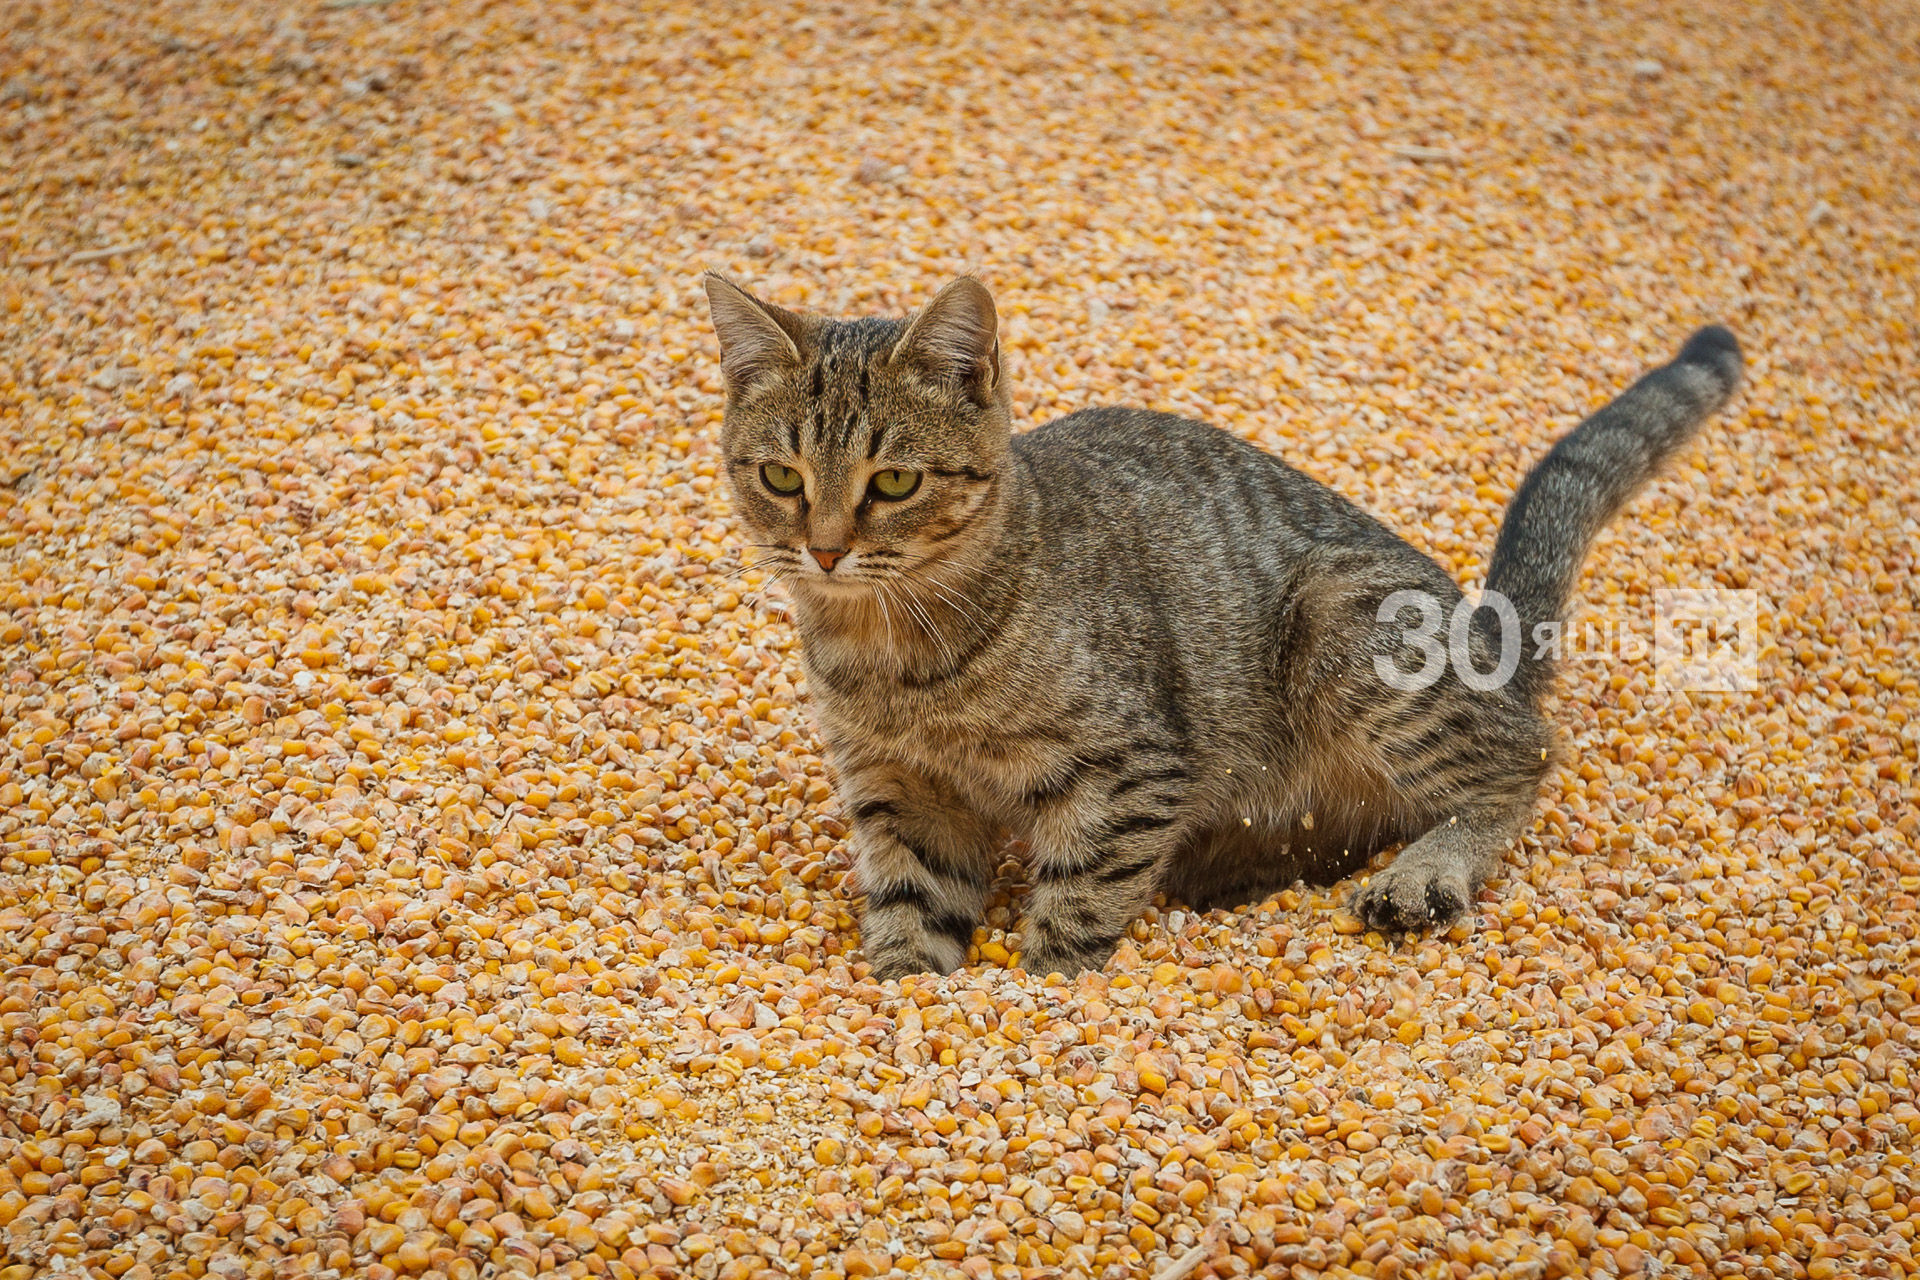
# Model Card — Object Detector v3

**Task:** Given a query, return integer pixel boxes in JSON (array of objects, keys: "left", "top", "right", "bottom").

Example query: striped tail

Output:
[{"left": 1486, "top": 325, "right": 1743, "bottom": 704}]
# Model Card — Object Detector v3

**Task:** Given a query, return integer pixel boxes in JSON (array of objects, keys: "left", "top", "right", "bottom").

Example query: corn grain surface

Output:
[{"left": 3, "top": 2, "right": 1918, "bottom": 1278}]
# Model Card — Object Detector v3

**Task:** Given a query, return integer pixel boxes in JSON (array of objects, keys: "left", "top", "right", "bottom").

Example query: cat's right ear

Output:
[{"left": 703, "top": 272, "right": 806, "bottom": 396}]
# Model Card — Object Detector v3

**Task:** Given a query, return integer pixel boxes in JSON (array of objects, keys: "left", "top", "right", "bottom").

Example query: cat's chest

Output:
[
  {"left": 805, "top": 657, "right": 1073, "bottom": 804},
  {"left": 813, "top": 671, "right": 1046, "bottom": 754}
]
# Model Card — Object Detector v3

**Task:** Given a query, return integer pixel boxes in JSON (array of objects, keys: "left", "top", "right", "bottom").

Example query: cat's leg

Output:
[
  {"left": 1018, "top": 757, "right": 1192, "bottom": 977},
  {"left": 1349, "top": 799, "right": 1531, "bottom": 932},
  {"left": 1346, "top": 705, "right": 1549, "bottom": 932},
  {"left": 1022, "top": 844, "right": 1169, "bottom": 978},
  {"left": 843, "top": 761, "right": 999, "bottom": 980},
  {"left": 1165, "top": 801, "right": 1409, "bottom": 913},
  {"left": 1329, "top": 571, "right": 1555, "bottom": 933},
  {"left": 1162, "top": 822, "right": 1295, "bottom": 914}
]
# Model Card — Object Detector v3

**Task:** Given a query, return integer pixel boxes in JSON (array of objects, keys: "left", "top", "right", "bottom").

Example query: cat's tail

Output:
[{"left": 1485, "top": 325, "right": 1742, "bottom": 704}]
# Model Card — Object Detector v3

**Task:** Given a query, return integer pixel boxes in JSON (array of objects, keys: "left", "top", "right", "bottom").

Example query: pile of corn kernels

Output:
[{"left": 3, "top": 1, "right": 1917, "bottom": 1277}]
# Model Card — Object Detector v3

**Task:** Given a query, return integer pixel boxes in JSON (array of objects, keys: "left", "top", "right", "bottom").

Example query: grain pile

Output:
[{"left": 3, "top": 1, "right": 1917, "bottom": 1277}]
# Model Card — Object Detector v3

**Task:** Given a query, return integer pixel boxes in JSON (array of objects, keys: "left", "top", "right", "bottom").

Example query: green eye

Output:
[
  {"left": 761, "top": 463, "right": 804, "bottom": 496},
  {"left": 869, "top": 469, "right": 921, "bottom": 500}
]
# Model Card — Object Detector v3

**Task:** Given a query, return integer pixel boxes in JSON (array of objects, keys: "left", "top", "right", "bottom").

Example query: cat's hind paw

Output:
[{"left": 1351, "top": 858, "right": 1474, "bottom": 935}]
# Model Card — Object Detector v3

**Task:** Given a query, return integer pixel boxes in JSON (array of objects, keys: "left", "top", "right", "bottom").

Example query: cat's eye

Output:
[
  {"left": 869, "top": 469, "right": 921, "bottom": 500},
  {"left": 761, "top": 463, "right": 805, "bottom": 496}
]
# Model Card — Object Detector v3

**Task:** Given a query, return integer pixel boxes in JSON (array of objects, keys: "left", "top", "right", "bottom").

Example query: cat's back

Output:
[
  {"left": 1017, "top": 405, "right": 1270, "bottom": 474},
  {"left": 1012, "top": 406, "right": 1382, "bottom": 547}
]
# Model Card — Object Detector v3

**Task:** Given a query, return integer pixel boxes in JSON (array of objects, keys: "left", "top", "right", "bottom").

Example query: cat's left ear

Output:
[{"left": 890, "top": 277, "right": 1001, "bottom": 402}]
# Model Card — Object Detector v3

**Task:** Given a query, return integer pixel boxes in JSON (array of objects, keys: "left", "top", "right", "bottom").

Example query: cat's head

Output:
[{"left": 703, "top": 274, "right": 1012, "bottom": 598}]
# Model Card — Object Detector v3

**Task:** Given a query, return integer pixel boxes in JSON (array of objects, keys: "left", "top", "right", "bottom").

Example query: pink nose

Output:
[{"left": 810, "top": 547, "right": 847, "bottom": 572}]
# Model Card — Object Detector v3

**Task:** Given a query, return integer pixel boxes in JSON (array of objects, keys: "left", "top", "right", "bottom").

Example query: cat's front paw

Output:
[
  {"left": 864, "top": 935, "right": 968, "bottom": 982},
  {"left": 1351, "top": 858, "right": 1474, "bottom": 934},
  {"left": 1019, "top": 941, "right": 1115, "bottom": 980}
]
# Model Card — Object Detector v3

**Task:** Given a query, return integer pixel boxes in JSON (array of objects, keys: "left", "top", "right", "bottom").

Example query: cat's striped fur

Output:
[{"left": 704, "top": 273, "right": 1742, "bottom": 979}]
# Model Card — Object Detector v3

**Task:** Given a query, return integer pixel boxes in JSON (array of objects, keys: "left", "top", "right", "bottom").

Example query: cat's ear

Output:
[
  {"left": 890, "top": 277, "right": 1001, "bottom": 401},
  {"left": 704, "top": 272, "right": 807, "bottom": 396}
]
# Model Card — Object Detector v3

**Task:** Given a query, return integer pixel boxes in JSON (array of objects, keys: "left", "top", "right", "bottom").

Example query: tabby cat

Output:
[{"left": 704, "top": 272, "right": 1741, "bottom": 979}]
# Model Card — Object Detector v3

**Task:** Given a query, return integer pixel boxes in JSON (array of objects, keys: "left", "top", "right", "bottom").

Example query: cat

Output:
[{"left": 703, "top": 272, "right": 1741, "bottom": 979}]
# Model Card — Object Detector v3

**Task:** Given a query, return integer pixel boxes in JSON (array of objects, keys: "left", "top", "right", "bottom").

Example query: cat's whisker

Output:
[
  {"left": 896, "top": 552, "right": 987, "bottom": 610},
  {"left": 864, "top": 578, "right": 897, "bottom": 654},
  {"left": 888, "top": 578, "right": 961, "bottom": 674},
  {"left": 911, "top": 572, "right": 992, "bottom": 634},
  {"left": 715, "top": 559, "right": 801, "bottom": 617},
  {"left": 873, "top": 579, "right": 932, "bottom": 669},
  {"left": 906, "top": 563, "right": 996, "bottom": 634},
  {"left": 713, "top": 561, "right": 794, "bottom": 596}
]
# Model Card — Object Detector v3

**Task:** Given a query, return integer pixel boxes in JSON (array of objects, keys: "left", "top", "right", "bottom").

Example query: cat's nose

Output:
[{"left": 809, "top": 547, "right": 848, "bottom": 572}]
